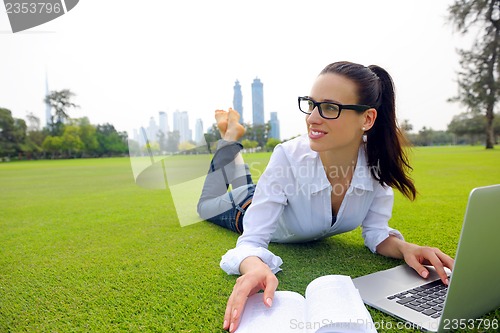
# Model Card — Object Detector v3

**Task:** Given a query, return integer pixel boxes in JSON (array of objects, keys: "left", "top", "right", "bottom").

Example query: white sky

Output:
[{"left": 1, "top": 0, "right": 472, "bottom": 140}]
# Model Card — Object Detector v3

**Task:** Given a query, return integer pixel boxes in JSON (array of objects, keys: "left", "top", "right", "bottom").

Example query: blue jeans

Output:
[{"left": 197, "top": 140, "right": 255, "bottom": 234}]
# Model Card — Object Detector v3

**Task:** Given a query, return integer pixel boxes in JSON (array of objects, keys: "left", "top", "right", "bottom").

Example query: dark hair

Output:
[{"left": 319, "top": 61, "right": 417, "bottom": 200}]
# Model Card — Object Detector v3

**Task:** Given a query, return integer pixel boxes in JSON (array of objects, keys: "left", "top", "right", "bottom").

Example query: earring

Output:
[{"left": 362, "top": 127, "right": 367, "bottom": 143}]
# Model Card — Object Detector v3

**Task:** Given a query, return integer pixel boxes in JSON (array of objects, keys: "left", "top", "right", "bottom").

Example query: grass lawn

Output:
[{"left": 1, "top": 145, "right": 499, "bottom": 332}]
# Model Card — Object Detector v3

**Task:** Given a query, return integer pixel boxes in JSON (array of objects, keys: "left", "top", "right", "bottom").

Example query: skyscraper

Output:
[
  {"left": 147, "top": 116, "right": 159, "bottom": 142},
  {"left": 269, "top": 112, "right": 280, "bottom": 140},
  {"left": 233, "top": 80, "right": 243, "bottom": 124},
  {"left": 195, "top": 118, "right": 204, "bottom": 144},
  {"left": 251, "top": 77, "right": 264, "bottom": 125},
  {"left": 173, "top": 110, "right": 192, "bottom": 143},
  {"left": 159, "top": 111, "right": 169, "bottom": 135}
]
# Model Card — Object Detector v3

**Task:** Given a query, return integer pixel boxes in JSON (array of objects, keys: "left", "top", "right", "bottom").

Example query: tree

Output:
[
  {"left": 243, "top": 122, "right": 270, "bottom": 148},
  {"left": 42, "top": 135, "right": 63, "bottom": 158},
  {"left": 495, "top": 113, "right": 500, "bottom": 142},
  {"left": 265, "top": 138, "right": 281, "bottom": 151},
  {"left": 26, "top": 112, "right": 41, "bottom": 132},
  {"left": 0, "top": 108, "right": 27, "bottom": 157},
  {"left": 178, "top": 141, "right": 196, "bottom": 151},
  {"left": 447, "top": 0, "right": 500, "bottom": 149},
  {"left": 400, "top": 119, "right": 413, "bottom": 133},
  {"left": 61, "top": 125, "right": 84, "bottom": 157},
  {"left": 21, "top": 112, "right": 45, "bottom": 159},
  {"left": 166, "top": 130, "right": 180, "bottom": 153},
  {"left": 241, "top": 139, "right": 258, "bottom": 150},
  {"left": 448, "top": 112, "right": 485, "bottom": 134},
  {"left": 95, "top": 123, "right": 128, "bottom": 156},
  {"left": 157, "top": 130, "right": 168, "bottom": 153},
  {"left": 44, "top": 89, "right": 79, "bottom": 135},
  {"left": 448, "top": 111, "right": 500, "bottom": 144},
  {"left": 73, "top": 117, "right": 98, "bottom": 156}
]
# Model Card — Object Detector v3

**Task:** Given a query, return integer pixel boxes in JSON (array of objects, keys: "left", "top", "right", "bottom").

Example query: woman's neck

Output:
[{"left": 319, "top": 145, "right": 359, "bottom": 183}]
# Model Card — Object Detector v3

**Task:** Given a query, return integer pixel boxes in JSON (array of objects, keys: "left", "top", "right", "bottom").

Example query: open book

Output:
[{"left": 236, "top": 275, "right": 377, "bottom": 333}]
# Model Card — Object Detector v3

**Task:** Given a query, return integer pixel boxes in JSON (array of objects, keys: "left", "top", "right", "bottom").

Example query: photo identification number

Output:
[
  {"left": 5, "top": 2, "right": 62, "bottom": 14},
  {"left": 442, "top": 318, "right": 498, "bottom": 330}
]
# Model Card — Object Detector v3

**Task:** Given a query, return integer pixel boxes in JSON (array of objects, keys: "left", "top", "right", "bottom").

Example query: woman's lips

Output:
[{"left": 308, "top": 129, "right": 327, "bottom": 139}]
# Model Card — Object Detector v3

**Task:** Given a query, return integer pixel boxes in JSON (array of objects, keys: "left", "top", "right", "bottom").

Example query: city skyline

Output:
[
  {"left": 132, "top": 110, "right": 201, "bottom": 147},
  {"left": 132, "top": 76, "right": 281, "bottom": 146}
]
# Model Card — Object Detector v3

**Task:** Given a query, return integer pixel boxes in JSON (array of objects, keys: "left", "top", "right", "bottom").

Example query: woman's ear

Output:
[{"left": 362, "top": 108, "right": 377, "bottom": 130}]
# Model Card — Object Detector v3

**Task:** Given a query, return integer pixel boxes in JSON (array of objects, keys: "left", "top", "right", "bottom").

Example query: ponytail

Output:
[
  {"left": 320, "top": 61, "right": 417, "bottom": 200},
  {"left": 367, "top": 65, "right": 416, "bottom": 200}
]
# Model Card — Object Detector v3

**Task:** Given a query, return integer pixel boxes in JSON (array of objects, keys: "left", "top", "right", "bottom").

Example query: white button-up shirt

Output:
[{"left": 220, "top": 134, "right": 404, "bottom": 275}]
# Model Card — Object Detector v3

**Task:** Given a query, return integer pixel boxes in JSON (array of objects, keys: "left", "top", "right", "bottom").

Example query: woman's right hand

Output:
[{"left": 223, "top": 256, "right": 279, "bottom": 332}]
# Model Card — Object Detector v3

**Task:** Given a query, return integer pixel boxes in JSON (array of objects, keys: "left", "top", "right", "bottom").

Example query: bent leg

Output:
[
  {"left": 197, "top": 140, "right": 255, "bottom": 232},
  {"left": 198, "top": 140, "right": 249, "bottom": 201},
  {"left": 198, "top": 184, "right": 255, "bottom": 233},
  {"left": 197, "top": 108, "right": 254, "bottom": 233}
]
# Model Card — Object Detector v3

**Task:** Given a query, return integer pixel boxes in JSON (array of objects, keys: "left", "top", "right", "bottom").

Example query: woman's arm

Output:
[
  {"left": 220, "top": 144, "right": 291, "bottom": 275},
  {"left": 221, "top": 145, "right": 293, "bottom": 332},
  {"left": 376, "top": 235, "right": 455, "bottom": 285},
  {"left": 361, "top": 185, "right": 454, "bottom": 285},
  {"left": 223, "top": 256, "right": 278, "bottom": 332}
]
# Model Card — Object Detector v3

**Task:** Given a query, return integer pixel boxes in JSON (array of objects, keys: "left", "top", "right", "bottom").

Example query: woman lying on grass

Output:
[{"left": 197, "top": 61, "right": 454, "bottom": 333}]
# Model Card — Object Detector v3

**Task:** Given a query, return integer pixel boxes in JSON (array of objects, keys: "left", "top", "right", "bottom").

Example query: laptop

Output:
[{"left": 353, "top": 184, "right": 500, "bottom": 332}]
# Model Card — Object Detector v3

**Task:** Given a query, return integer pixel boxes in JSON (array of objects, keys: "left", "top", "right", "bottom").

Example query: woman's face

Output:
[{"left": 305, "top": 73, "right": 368, "bottom": 153}]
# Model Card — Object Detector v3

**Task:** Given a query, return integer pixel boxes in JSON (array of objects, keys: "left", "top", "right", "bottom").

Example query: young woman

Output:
[{"left": 197, "top": 61, "right": 454, "bottom": 333}]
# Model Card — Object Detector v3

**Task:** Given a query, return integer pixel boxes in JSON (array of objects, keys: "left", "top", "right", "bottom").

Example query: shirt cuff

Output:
[
  {"left": 220, "top": 245, "right": 283, "bottom": 275},
  {"left": 366, "top": 228, "right": 405, "bottom": 254}
]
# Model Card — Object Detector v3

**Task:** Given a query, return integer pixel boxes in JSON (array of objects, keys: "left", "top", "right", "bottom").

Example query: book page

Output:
[
  {"left": 304, "top": 275, "right": 377, "bottom": 333},
  {"left": 236, "top": 291, "right": 306, "bottom": 333}
]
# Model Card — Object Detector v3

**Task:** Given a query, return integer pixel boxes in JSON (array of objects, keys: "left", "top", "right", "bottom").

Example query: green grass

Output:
[{"left": 1, "top": 146, "right": 499, "bottom": 332}]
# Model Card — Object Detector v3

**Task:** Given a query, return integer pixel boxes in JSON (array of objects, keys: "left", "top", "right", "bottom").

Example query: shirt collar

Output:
[{"left": 309, "top": 145, "right": 374, "bottom": 193}]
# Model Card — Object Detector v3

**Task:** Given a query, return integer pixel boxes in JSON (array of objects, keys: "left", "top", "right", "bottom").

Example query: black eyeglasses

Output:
[{"left": 298, "top": 96, "right": 372, "bottom": 119}]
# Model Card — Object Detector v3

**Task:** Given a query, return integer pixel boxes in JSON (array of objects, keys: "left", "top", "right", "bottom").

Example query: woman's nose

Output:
[{"left": 306, "top": 106, "right": 323, "bottom": 124}]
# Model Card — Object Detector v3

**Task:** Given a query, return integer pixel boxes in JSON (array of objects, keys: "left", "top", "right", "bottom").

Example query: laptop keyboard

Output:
[{"left": 387, "top": 279, "right": 448, "bottom": 318}]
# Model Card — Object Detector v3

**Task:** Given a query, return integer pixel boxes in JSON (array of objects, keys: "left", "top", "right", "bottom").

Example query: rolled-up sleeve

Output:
[
  {"left": 361, "top": 185, "right": 404, "bottom": 253},
  {"left": 220, "top": 245, "right": 284, "bottom": 275},
  {"left": 219, "top": 145, "right": 290, "bottom": 275}
]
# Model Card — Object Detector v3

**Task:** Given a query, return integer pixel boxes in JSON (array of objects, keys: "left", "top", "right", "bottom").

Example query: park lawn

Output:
[{"left": 0, "top": 145, "right": 499, "bottom": 332}]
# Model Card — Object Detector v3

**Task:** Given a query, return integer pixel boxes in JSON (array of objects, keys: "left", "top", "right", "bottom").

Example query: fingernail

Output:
[
  {"left": 445, "top": 278, "right": 449, "bottom": 285},
  {"left": 223, "top": 320, "right": 227, "bottom": 329},
  {"left": 229, "top": 323, "right": 234, "bottom": 332},
  {"left": 421, "top": 270, "right": 429, "bottom": 278},
  {"left": 266, "top": 297, "right": 273, "bottom": 307}
]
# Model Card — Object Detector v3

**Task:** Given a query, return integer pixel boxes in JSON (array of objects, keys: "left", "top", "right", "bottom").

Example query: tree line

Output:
[
  {"left": 401, "top": 113, "right": 500, "bottom": 146},
  {"left": 1, "top": 102, "right": 498, "bottom": 161},
  {"left": 0, "top": 90, "right": 128, "bottom": 160}
]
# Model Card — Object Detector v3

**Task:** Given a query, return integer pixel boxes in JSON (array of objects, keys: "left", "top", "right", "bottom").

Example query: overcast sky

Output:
[{"left": 1, "top": 0, "right": 472, "bottom": 140}]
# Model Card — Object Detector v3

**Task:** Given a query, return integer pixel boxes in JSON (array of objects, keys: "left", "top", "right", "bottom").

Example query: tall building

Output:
[
  {"left": 147, "top": 117, "right": 159, "bottom": 142},
  {"left": 133, "top": 128, "right": 146, "bottom": 147},
  {"left": 159, "top": 111, "right": 169, "bottom": 135},
  {"left": 173, "top": 110, "right": 192, "bottom": 143},
  {"left": 195, "top": 118, "right": 204, "bottom": 144},
  {"left": 233, "top": 80, "right": 243, "bottom": 124},
  {"left": 269, "top": 112, "right": 280, "bottom": 140},
  {"left": 251, "top": 77, "right": 264, "bottom": 125}
]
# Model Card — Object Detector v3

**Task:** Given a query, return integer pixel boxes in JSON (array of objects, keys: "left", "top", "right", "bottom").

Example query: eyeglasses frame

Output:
[{"left": 298, "top": 96, "right": 372, "bottom": 120}]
